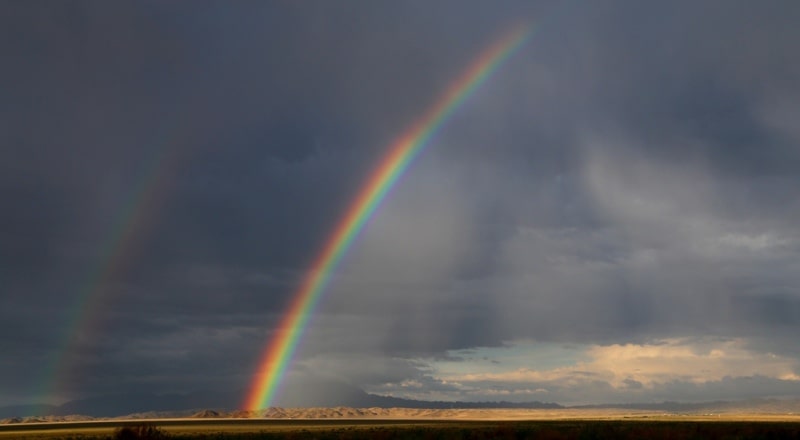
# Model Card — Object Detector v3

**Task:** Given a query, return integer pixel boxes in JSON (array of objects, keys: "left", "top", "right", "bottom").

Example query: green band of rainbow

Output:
[
  {"left": 245, "top": 23, "right": 532, "bottom": 411},
  {"left": 37, "top": 123, "right": 189, "bottom": 408}
]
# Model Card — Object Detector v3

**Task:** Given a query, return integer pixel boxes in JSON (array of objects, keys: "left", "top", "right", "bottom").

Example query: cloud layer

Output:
[{"left": 2, "top": 1, "right": 800, "bottom": 407}]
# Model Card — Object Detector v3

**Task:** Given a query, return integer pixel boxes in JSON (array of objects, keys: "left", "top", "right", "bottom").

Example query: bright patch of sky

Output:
[{"left": 429, "top": 340, "right": 590, "bottom": 377}]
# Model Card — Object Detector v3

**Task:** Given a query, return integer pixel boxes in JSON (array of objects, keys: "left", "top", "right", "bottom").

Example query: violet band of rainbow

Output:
[{"left": 245, "top": 23, "right": 533, "bottom": 411}]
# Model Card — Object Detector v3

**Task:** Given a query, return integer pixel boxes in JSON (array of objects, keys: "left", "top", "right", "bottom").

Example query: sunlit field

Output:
[{"left": 3, "top": 413, "right": 800, "bottom": 440}]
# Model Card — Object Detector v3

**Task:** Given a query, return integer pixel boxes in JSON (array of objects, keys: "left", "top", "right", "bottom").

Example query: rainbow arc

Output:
[{"left": 245, "top": 23, "right": 532, "bottom": 411}]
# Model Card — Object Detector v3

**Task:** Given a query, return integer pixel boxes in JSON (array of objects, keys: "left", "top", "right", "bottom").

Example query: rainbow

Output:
[
  {"left": 244, "top": 23, "right": 533, "bottom": 411},
  {"left": 36, "top": 129, "right": 186, "bottom": 407}
]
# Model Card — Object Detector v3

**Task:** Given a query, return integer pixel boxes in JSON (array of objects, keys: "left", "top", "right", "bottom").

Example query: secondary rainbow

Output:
[
  {"left": 245, "top": 23, "right": 533, "bottom": 411},
  {"left": 36, "top": 124, "right": 189, "bottom": 409}
]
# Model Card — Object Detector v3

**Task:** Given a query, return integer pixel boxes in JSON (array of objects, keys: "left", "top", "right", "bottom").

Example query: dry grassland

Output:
[{"left": 2, "top": 408, "right": 800, "bottom": 439}]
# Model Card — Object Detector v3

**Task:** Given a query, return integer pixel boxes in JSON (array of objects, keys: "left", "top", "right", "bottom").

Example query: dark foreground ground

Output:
[{"left": 2, "top": 419, "right": 800, "bottom": 440}]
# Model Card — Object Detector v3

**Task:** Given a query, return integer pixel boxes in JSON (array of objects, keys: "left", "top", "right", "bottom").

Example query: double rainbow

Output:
[{"left": 245, "top": 23, "right": 532, "bottom": 411}]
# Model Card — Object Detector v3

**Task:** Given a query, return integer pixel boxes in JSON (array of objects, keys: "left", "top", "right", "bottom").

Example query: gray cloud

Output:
[{"left": 2, "top": 1, "right": 800, "bottom": 408}]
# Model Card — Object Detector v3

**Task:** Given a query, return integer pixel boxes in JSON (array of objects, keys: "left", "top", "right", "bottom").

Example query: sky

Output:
[{"left": 2, "top": 1, "right": 800, "bottom": 409}]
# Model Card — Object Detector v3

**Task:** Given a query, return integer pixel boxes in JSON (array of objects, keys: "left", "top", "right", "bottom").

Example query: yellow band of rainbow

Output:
[{"left": 245, "top": 23, "right": 533, "bottom": 411}]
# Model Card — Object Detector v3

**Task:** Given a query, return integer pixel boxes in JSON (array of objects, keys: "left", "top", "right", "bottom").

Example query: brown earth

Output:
[{"left": 4, "top": 405, "right": 800, "bottom": 425}]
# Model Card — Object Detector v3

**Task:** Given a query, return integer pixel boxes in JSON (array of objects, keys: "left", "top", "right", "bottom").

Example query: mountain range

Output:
[{"left": 4, "top": 379, "right": 799, "bottom": 419}]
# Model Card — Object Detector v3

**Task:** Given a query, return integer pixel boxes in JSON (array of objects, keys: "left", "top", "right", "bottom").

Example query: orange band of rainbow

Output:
[{"left": 245, "top": 23, "right": 532, "bottom": 411}]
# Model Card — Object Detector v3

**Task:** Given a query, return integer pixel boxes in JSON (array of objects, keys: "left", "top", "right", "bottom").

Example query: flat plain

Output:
[{"left": 3, "top": 409, "right": 800, "bottom": 439}]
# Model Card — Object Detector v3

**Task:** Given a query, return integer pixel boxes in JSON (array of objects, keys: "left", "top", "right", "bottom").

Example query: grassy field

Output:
[{"left": 2, "top": 418, "right": 800, "bottom": 440}]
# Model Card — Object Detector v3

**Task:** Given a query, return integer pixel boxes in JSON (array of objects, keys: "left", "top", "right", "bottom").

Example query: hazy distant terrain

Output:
[
  {"left": 4, "top": 398, "right": 800, "bottom": 425},
  {"left": 0, "top": 384, "right": 558, "bottom": 419}
]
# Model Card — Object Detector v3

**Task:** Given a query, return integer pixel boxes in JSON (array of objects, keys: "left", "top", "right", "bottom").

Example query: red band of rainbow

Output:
[{"left": 245, "top": 23, "right": 533, "bottom": 411}]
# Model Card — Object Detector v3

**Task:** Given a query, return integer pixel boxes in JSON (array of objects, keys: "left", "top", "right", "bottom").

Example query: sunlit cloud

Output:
[
  {"left": 365, "top": 338, "right": 800, "bottom": 403},
  {"left": 441, "top": 339, "right": 800, "bottom": 388}
]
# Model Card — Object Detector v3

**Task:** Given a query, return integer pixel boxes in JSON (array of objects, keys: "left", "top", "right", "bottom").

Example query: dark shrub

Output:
[{"left": 113, "top": 424, "right": 168, "bottom": 440}]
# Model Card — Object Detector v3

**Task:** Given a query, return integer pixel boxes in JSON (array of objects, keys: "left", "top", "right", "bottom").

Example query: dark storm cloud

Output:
[
  {"left": 0, "top": 0, "right": 550, "bottom": 403},
  {"left": 2, "top": 0, "right": 800, "bottom": 408},
  {"left": 303, "top": 0, "right": 800, "bottom": 390}
]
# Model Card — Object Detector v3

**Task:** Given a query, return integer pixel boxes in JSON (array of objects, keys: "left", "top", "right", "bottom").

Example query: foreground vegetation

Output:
[{"left": 3, "top": 420, "right": 800, "bottom": 440}]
